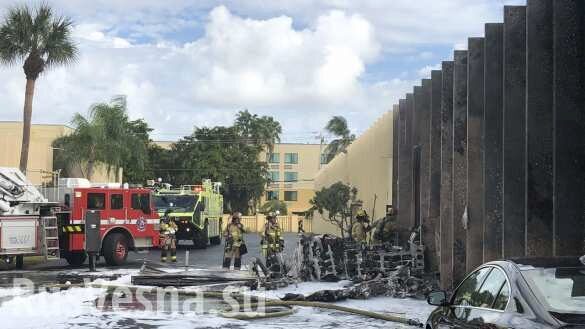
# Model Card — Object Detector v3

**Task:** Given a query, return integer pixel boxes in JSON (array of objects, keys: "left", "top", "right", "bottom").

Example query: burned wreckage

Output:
[{"left": 251, "top": 229, "right": 436, "bottom": 300}]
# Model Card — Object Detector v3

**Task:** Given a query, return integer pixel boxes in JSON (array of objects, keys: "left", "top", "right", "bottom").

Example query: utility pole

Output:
[{"left": 313, "top": 131, "right": 326, "bottom": 170}]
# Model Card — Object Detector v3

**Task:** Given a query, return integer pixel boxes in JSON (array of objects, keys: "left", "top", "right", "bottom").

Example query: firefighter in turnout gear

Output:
[
  {"left": 352, "top": 209, "right": 371, "bottom": 244},
  {"left": 373, "top": 205, "right": 397, "bottom": 245},
  {"left": 160, "top": 209, "right": 178, "bottom": 262},
  {"left": 261, "top": 212, "right": 284, "bottom": 269},
  {"left": 223, "top": 212, "right": 245, "bottom": 270}
]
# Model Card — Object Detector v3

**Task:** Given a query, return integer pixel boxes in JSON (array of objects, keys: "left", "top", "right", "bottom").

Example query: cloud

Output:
[
  {"left": 417, "top": 64, "right": 442, "bottom": 78},
  {"left": 0, "top": 0, "right": 527, "bottom": 141},
  {"left": 0, "top": 5, "right": 380, "bottom": 139}
]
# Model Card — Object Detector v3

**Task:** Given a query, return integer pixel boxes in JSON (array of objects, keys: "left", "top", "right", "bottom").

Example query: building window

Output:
[
  {"left": 110, "top": 194, "right": 124, "bottom": 210},
  {"left": 268, "top": 153, "right": 280, "bottom": 163},
  {"left": 266, "top": 191, "right": 279, "bottom": 201},
  {"left": 284, "top": 153, "right": 298, "bottom": 164},
  {"left": 284, "top": 172, "right": 298, "bottom": 182},
  {"left": 87, "top": 193, "right": 105, "bottom": 210},
  {"left": 284, "top": 191, "right": 298, "bottom": 201},
  {"left": 268, "top": 171, "right": 280, "bottom": 182}
]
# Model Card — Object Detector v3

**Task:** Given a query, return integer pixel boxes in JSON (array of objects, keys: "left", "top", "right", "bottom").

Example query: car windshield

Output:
[
  {"left": 154, "top": 195, "right": 197, "bottom": 212},
  {"left": 522, "top": 267, "right": 585, "bottom": 315}
]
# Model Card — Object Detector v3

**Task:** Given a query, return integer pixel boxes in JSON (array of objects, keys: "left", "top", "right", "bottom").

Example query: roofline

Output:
[
  {"left": 0, "top": 121, "right": 74, "bottom": 130},
  {"left": 152, "top": 141, "right": 323, "bottom": 146}
]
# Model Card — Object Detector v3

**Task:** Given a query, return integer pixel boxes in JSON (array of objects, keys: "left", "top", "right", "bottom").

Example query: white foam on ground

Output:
[
  {"left": 0, "top": 270, "right": 434, "bottom": 328},
  {"left": 0, "top": 287, "right": 29, "bottom": 298}
]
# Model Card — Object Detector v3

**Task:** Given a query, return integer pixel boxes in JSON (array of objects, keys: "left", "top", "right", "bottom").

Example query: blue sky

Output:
[{"left": 0, "top": 0, "right": 524, "bottom": 142}]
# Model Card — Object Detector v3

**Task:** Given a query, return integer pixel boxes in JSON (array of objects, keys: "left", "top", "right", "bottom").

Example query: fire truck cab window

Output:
[
  {"left": 87, "top": 193, "right": 106, "bottom": 210},
  {"left": 132, "top": 193, "right": 151, "bottom": 214},
  {"left": 111, "top": 194, "right": 124, "bottom": 210}
]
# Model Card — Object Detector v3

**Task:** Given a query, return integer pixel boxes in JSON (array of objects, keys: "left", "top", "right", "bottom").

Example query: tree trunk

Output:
[
  {"left": 19, "top": 79, "right": 36, "bottom": 174},
  {"left": 86, "top": 160, "right": 95, "bottom": 180}
]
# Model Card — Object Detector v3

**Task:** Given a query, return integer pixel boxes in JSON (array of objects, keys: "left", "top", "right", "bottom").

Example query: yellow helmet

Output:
[{"left": 356, "top": 209, "right": 367, "bottom": 217}]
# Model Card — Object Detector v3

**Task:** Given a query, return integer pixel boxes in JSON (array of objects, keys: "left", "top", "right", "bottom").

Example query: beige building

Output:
[
  {"left": 154, "top": 140, "right": 174, "bottom": 150},
  {"left": 312, "top": 110, "right": 394, "bottom": 234},
  {"left": 262, "top": 143, "right": 324, "bottom": 214},
  {"left": 152, "top": 141, "right": 325, "bottom": 216},
  {"left": 0, "top": 121, "right": 119, "bottom": 184}
]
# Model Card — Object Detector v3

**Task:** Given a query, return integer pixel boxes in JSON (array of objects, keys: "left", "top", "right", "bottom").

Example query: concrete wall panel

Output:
[
  {"left": 483, "top": 24, "right": 504, "bottom": 262},
  {"left": 466, "top": 38, "right": 485, "bottom": 271},
  {"left": 452, "top": 50, "right": 468, "bottom": 283},
  {"left": 440, "top": 61, "right": 454, "bottom": 289},
  {"left": 552, "top": 0, "right": 585, "bottom": 255},
  {"left": 503, "top": 6, "right": 527, "bottom": 258},
  {"left": 526, "top": 0, "right": 554, "bottom": 256}
]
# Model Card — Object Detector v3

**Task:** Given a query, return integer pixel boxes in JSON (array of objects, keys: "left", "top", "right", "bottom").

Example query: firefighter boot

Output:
[
  {"left": 171, "top": 249, "right": 177, "bottom": 262},
  {"left": 234, "top": 258, "right": 242, "bottom": 270},
  {"left": 222, "top": 257, "right": 231, "bottom": 269},
  {"left": 161, "top": 248, "right": 167, "bottom": 262}
]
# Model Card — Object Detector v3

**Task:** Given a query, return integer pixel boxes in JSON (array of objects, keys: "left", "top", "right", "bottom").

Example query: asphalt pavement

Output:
[
  {"left": 130, "top": 232, "right": 300, "bottom": 268},
  {"left": 0, "top": 233, "right": 300, "bottom": 286}
]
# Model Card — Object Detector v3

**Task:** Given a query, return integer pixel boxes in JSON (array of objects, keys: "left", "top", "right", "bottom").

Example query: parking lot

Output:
[{"left": 0, "top": 233, "right": 300, "bottom": 287}]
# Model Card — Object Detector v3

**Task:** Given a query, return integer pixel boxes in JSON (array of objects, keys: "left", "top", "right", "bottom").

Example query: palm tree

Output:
[
  {"left": 54, "top": 97, "right": 146, "bottom": 181},
  {"left": 324, "top": 116, "right": 355, "bottom": 163},
  {"left": 71, "top": 97, "right": 128, "bottom": 179},
  {"left": 0, "top": 4, "right": 78, "bottom": 173}
]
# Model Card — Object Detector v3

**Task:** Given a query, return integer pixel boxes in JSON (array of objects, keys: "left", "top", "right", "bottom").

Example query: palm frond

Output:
[
  {"left": 0, "top": 5, "right": 34, "bottom": 64},
  {"left": 44, "top": 17, "right": 78, "bottom": 68},
  {"left": 325, "top": 116, "right": 350, "bottom": 137},
  {"left": 0, "top": 3, "right": 77, "bottom": 70}
]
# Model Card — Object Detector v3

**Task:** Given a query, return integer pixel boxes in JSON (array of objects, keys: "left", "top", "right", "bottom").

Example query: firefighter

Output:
[
  {"left": 373, "top": 206, "right": 397, "bottom": 244},
  {"left": 261, "top": 212, "right": 283, "bottom": 268},
  {"left": 352, "top": 209, "right": 371, "bottom": 244},
  {"left": 223, "top": 212, "right": 245, "bottom": 270},
  {"left": 298, "top": 217, "right": 305, "bottom": 233},
  {"left": 160, "top": 209, "right": 178, "bottom": 262}
]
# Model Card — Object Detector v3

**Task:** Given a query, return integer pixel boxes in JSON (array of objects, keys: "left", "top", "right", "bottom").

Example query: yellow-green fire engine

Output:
[{"left": 153, "top": 179, "right": 223, "bottom": 248}]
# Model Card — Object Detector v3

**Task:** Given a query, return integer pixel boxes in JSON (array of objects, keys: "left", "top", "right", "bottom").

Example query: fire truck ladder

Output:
[{"left": 41, "top": 216, "right": 60, "bottom": 261}]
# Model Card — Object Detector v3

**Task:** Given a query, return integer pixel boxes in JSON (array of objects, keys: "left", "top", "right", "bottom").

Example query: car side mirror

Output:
[{"left": 427, "top": 291, "right": 449, "bottom": 306}]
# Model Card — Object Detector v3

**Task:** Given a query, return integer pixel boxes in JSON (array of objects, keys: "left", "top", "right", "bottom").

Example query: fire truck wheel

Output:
[
  {"left": 193, "top": 221, "right": 209, "bottom": 249},
  {"left": 64, "top": 252, "right": 87, "bottom": 266},
  {"left": 15, "top": 255, "right": 24, "bottom": 270},
  {"left": 103, "top": 233, "right": 129, "bottom": 266}
]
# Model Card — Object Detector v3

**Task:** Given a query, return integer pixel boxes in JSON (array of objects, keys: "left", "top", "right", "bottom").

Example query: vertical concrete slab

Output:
[
  {"left": 398, "top": 98, "right": 412, "bottom": 238},
  {"left": 419, "top": 79, "right": 434, "bottom": 272},
  {"left": 413, "top": 86, "right": 424, "bottom": 230},
  {"left": 429, "top": 70, "right": 442, "bottom": 273},
  {"left": 452, "top": 50, "right": 468, "bottom": 283},
  {"left": 398, "top": 93, "right": 416, "bottom": 242},
  {"left": 440, "top": 61, "right": 454, "bottom": 290},
  {"left": 552, "top": 0, "right": 585, "bottom": 255},
  {"left": 526, "top": 0, "right": 554, "bottom": 256},
  {"left": 503, "top": 6, "right": 527, "bottom": 258},
  {"left": 466, "top": 38, "right": 485, "bottom": 272},
  {"left": 392, "top": 105, "right": 399, "bottom": 212},
  {"left": 483, "top": 24, "right": 504, "bottom": 262}
]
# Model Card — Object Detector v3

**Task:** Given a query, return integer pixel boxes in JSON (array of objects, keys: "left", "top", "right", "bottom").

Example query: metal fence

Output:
[{"left": 222, "top": 214, "right": 311, "bottom": 233}]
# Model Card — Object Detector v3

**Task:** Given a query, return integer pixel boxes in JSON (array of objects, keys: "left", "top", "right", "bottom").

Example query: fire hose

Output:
[
  {"left": 59, "top": 283, "right": 423, "bottom": 328},
  {"left": 49, "top": 282, "right": 423, "bottom": 327},
  {"left": 220, "top": 299, "right": 423, "bottom": 327}
]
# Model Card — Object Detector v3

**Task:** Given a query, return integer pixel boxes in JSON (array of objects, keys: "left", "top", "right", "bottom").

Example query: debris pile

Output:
[
  {"left": 288, "top": 233, "right": 425, "bottom": 282},
  {"left": 249, "top": 232, "right": 436, "bottom": 301},
  {"left": 130, "top": 263, "right": 258, "bottom": 289},
  {"left": 282, "top": 266, "right": 438, "bottom": 303}
]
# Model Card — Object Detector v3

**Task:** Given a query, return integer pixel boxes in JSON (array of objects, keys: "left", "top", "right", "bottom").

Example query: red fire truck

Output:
[
  {"left": 1, "top": 168, "right": 161, "bottom": 268},
  {"left": 55, "top": 185, "right": 161, "bottom": 266}
]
